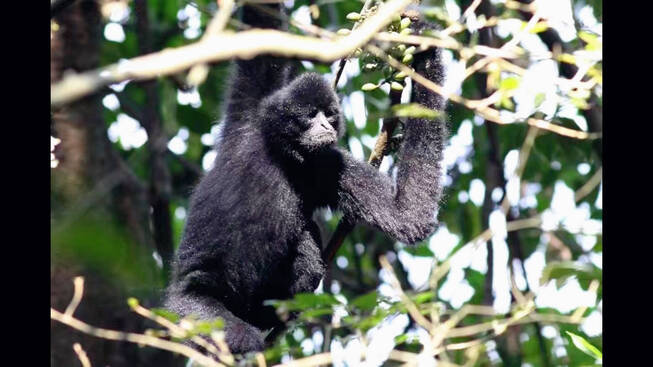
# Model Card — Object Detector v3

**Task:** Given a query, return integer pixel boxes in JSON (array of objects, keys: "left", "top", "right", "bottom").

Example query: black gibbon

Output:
[{"left": 165, "top": 3, "right": 447, "bottom": 354}]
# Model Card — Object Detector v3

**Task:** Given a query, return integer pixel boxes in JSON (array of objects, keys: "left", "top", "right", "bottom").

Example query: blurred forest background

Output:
[{"left": 50, "top": 0, "right": 602, "bottom": 366}]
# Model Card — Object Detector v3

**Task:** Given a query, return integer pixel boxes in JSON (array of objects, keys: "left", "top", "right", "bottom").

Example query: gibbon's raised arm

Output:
[
  {"left": 223, "top": 3, "right": 297, "bottom": 123},
  {"left": 325, "top": 22, "right": 447, "bottom": 244}
]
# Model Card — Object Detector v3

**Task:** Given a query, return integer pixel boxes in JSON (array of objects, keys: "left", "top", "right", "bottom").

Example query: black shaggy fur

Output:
[{"left": 165, "top": 4, "right": 447, "bottom": 355}]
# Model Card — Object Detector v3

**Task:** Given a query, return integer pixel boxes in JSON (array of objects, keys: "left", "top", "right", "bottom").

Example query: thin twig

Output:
[
  {"left": 73, "top": 343, "right": 92, "bottom": 367},
  {"left": 366, "top": 44, "right": 601, "bottom": 140},
  {"left": 575, "top": 167, "right": 602, "bottom": 202},
  {"left": 441, "top": 0, "right": 483, "bottom": 37},
  {"left": 52, "top": 308, "right": 226, "bottom": 367},
  {"left": 52, "top": 277, "right": 226, "bottom": 367},
  {"left": 374, "top": 32, "right": 521, "bottom": 58},
  {"left": 461, "top": 4, "right": 542, "bottom": 87},
  {"left": 130, "top": 301, "right": 232, "bottom": 363},
  {"left": 256, "top": 352, "right": 267, "bottom": 367},
  {"left": 570, "top": 279, "right": 600, "bottom": 322},
  {"left": 388, "top": 303, "right": 581, "bottom": 365},
  {"left": 64, "top": 276, "right": 84, "bottom": 317},
  {"left": 428, "top": 163, "right": 603, "bottom": 302},
  {"left": 379, "top": 255, "right": 433, "bottom": 331},
  {"left": 272, "top": 352, "right": 333, "bottom": 367}
]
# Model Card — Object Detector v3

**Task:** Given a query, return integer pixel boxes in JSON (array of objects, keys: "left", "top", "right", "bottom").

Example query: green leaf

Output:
[
  {"left": 403, "top": 244, "right": 434, "bottom": 257},
  {"left": 293, "top": 293, "right": 341, "bottom": 309},
  {"left": 300, "top": 308, "right": 334, "bottom": 318},
  {"left": 411, "top": 292, "right": 435, "bottom": 304},
  {"left": 540, "top": 261, "right": 601, "bottom": 286},
  {"left": 499, "top": 95, "right": 515, "bottom": 110},
  {"left": 529, "top": 21, "right": 549, "bottom": 33},
  {"left": 578, "top": 31, "right": 601, "bottom": 51},
  {"left": 151, "top": 308, "right": 181, "bottom": 323},
  {"left": 355, "top": 308, "right": 391, "bottom": 331},
  {"left": 351, "top": 291, "right": 378, "bottom": 311},
  {"left": 394, "top": 334, "right": 409, "bottom": 344},
  {"left": 566, "top": 331, "right": 602, "bottom": 361},
  {"left": 534, "top": 92, "right": 546, "bottom": 108},
  {"left": 193, "top": 318, "right": 225, "bottom": 334},
  {"left": 499, "top": 76, "right": 520, "bottom": 91}
]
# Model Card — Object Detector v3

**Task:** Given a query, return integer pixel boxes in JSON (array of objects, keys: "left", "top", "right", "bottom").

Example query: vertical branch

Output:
[
  {"left": 480, "top": 122, "right": 501, "bottom": 306},
  {"left": 471, "top": 0, "right": 523, "bottom": 364},
  {"left": 472, "top": 0, "right": 501, "bottom": 307},
  {"left": 134, "top": 0, "right": 174, "bottom": 275}
]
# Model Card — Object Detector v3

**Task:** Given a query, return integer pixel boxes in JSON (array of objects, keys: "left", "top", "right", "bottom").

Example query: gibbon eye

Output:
[
  {"left": 326, "top": 107, "right": 338, "bottom": 117},
  {"left": 308, "top": 107, "right": 319, "bottom": 118}
]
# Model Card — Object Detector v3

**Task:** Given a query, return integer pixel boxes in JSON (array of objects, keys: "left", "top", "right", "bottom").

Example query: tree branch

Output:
[{"left": 51, "top": 0, "right": 414, "bottom": 106}]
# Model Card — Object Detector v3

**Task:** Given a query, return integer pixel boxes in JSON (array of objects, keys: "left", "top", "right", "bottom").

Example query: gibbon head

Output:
[{"left": 260, "top": 73, "right": 344, "bottom": 159}]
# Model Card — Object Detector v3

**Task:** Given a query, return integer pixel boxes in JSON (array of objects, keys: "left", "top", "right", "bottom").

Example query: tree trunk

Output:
[{"left": 50, "top": 2, "right": 180, "bottom": 366}]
